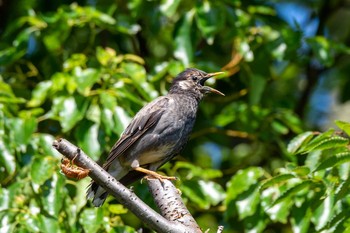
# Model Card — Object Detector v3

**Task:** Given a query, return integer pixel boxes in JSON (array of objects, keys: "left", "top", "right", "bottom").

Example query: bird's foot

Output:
[
  {"left": 134, "top": 167, "right": 177, "bottom": 182},
  {"left": 145, "top": 174, "right": 177, "bottom": 182}
]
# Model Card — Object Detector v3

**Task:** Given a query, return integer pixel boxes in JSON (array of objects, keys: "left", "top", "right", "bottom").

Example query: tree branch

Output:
[
  {"left": 147, "top": 179, "right": 201, "bottom": 232},
  {"left": 52, "top": 138, "right": 202, "bottom": 233}
]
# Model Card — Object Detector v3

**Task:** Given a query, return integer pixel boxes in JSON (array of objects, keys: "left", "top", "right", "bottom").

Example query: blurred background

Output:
[{"left": 1, "top": 0, "right": 350, "bottom": 232}]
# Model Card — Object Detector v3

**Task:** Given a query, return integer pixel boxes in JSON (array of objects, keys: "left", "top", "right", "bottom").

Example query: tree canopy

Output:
[{"left": 1, "top": 0, "right": 350, "bottom": 232}]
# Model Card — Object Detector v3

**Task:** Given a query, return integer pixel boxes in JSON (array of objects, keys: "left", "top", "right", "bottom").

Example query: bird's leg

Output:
[{"left": 133, "top": 167, "right": 177, "bottom": 181}]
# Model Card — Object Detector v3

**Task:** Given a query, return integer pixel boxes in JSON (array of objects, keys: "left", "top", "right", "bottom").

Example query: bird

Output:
[{"left": 87, "top": 68, "right": 224, "bottom": 207}]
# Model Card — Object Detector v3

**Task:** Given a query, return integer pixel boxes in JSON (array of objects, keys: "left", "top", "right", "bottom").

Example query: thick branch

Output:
[
  {"left": 148, "top": 179, "right": 201, "bottom": 232},
  {"left": 52, "top": 138, "right": 201, "bottom": 233}
]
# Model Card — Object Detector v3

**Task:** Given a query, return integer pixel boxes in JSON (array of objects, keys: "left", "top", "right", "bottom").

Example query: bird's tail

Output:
[
  {"left": 86, "top": 182, "right": 108, "bottom": 207},
  {"left": 86, "top": 158, "right": 135, "bottom": 207},
  {"left": 86, "top": 169, "right": 146, "bottom": 207}
]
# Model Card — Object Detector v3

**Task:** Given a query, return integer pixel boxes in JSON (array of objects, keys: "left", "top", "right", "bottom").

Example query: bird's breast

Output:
[{"left": 137, "top": 144, "right": 174, "bottom": 166}]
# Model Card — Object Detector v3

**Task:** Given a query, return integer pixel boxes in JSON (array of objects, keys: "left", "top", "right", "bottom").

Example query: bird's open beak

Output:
[{"left": 201, "top": 72, "right": 225, "bottom": 96}]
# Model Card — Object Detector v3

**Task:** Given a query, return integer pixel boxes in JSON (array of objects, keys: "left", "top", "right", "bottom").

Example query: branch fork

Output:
[{"left": 52, "top": 138, "right": 203, "bottom": 233}]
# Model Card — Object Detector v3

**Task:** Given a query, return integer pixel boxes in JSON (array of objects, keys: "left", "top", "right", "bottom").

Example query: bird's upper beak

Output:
[{"left": 200, "top": 72, "right": 225, "bottom": 96}]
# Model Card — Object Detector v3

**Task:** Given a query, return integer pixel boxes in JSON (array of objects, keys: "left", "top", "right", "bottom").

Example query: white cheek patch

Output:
[{"left": 178, "top": 80, "right": 191, "bottom": 90}]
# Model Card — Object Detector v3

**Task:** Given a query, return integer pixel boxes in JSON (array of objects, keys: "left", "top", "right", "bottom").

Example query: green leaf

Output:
[
  {"left": 89, "top": 6, "right": 116, "bottom": 25},
  {"left": 0, "top": 81, "right": 16, "bottom": 100},
  {"left": 99, "top": 92, "right": 117, "bottom": 110},
  {"left": 8, "top": 117, "right": 37, "bottom": 147},
  {"left": 236, "top": 184, "right": 260, "bottom": 219},
  {"left": 0, "top": 110, "right": 15, "bottom": 177},
  {"left": 73, "top": 67, "right": 100, "bottom": 96},
  {"left": 0, "top": 139, "right": 16, "bottom": 176},
  {"left": 96, "top": 46, "right": 116, "bottom": 66},
  {"left": 271, "top": 120, "right": 289, "bottom": 135},
  {"left": 86, "top": 103, "right": 101, "bottom": 124},
  {"left": 0, "top": 182, "right": 22, "bottom": 212},
  {"left": 287, "top": 131, "right": 315, "bottom": 154},
  {"left": 27, "top": 81, "right": 52, "bottom": 107},
  {"left": 198, "top": 180, "right": 225, "bottom": 206},
  {"left": 108, "top": 204, "right": 128, "bottom": 215},
  {"left": 101, "top": 108, "right": 115, "bottom": 135},
  {"left": 74, "top": 179, "right": 90, "bottom": 213},
  {"left": 320, "top": 211, "right": 348, "bottom": 232},
  {"left": 291, "top": 200, "right": 312, "bottom": 233},
  {"left": 249, "top": 74, "right": 267, "bottom": 105},
  {"left": 174, "top": 11, "right": 194, "bottom": 66},
  {"left": 0, "top": 46, "right": 26, "bottom": 65},
  {"left": 314, "top": 151, "right": 350, "bottom": 172},
  {"left": 52, "top": 96, "right": 89, "bottom": 132},
  {"left": 0, "top": 187, "right": 9, "bottom": 211},
  {"left": 312, "top": 192, "right": 334, "bottom": 230},
  {"left": 118, "top": 88, "right": 145, "bottom": 106},
  {"left": 101, "top": 95, "right": 131, "bottom": 135},
  {"left": 122, "top": 63, "right": 158, "bottom": 101},
  {"left": 0, "top": 213, "right": 16, "bottom": 232},
  {"left": 302, "top": 136, "right": 348, "bottom": 154},
  {"left": 41, "top": 173, "right": 65, "bottom": 216},
  {"left": 214, "top": 103, "right": 236, "bottom": 127},
  {"left": 79, "top": 208, "right": 103, "bottom": 233},
  {"left": 173, "top": 161, "right": 223, "bottom": 179},
  {"left": 51, "top": 72, "right": 70, "bottom": 93},
  {"left": 30, "top": 157, "right": 56, "bottom": 185},
  {"left": 266, "top": 197, "right": 293, "bottom": 223},
  {"left": 297, "top": 129, "right": 335, "bottom": 153},
  {"left": 260, "top": 174, "right": 296, "bottom": 191},
  {"left": 43, "top": 31, "right": 65, "bottom": 52},
  {"left": 75, "top": 122, "right": 101, "bottom": 160},
  {"left": 335, "top": 176, "right": 350, "bottom": 203},
  {"left": 243, "top": 208, "right": 268, "bottom": 233},
  {"left": 160, "top": 0, "right": 181, "bottom": 18},
  {"left": 20, "top": 213, "right": 41, "bottom": 232},
  {"left": 122, "top": 63, "right": 146, "bottom": 82},
  {"left": 335, "top": 120, "right": 350, "bottom": 137},
  {"left": 113, "top": 106, "right": 131, "bottom": 135},
  {"left": 34, "top": 134, "right": 61, "bottom": 159},
  {"left": 226, "top": 167, "right": 264, "bottom": 203},
  {"left": 38, "top": 214, "right": 59, "bottom": 233},
  {"left": 182, "top": 180, "right": 225, "bottom": 209},
  {"left": 195, "top": 1, "right": 225, "bottom": 42},
  {"left": 305, "top": 150, "right": 322, "bottom": 172},
  {"left": 306, "top": 36, "right": 333, "bottom": 67},
  {"left": 239, "top": 40, "right": 254, "bottom": 62},
  {"left": 292, "top": 166, "right": 311, "bottom": 176},
  {"left": 272, "top": 180, "right": 313, "bottom": 206}
]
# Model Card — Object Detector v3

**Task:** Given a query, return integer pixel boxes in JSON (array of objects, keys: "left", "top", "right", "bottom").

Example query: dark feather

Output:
[
  {"left": 102, "top": 97, "right": 170, "bottom": 169},
  {"left": 119, "top": 170, "right": 145, "bottom": 186}
]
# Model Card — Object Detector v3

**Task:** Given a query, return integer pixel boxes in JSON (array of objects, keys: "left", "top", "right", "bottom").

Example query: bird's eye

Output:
[{"left": 191, "top": 76, "right": 198, "bottom": 82}]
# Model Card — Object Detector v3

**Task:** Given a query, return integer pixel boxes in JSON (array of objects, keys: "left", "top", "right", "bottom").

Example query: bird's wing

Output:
[{"left": 102, "top": 97, "right": 169, "bottom": 169}]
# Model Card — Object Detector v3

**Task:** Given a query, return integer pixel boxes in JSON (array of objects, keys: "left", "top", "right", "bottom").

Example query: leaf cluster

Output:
[{"left": 1, "top": 0, "right": 350, "bottom": 232}]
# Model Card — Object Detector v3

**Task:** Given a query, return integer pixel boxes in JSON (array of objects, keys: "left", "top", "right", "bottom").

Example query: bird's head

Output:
[{"left": 169, "top": 68, "right": 224, "bottom": 99}]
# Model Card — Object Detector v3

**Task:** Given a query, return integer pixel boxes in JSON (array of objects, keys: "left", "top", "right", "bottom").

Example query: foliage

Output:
[
  {"left": 1, "top": 0, "right": 350, "bottom": 232},
  {"left": 225, "top": 125, "right": 350, "bottom": 232}
]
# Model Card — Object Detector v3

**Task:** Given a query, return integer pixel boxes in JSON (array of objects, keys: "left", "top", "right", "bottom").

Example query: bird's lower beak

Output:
[
  {"left": 201, "top": 71, "right": 225, "bottom": 96},
  {"left": 201, "top": 86, "right": 225, "bottom": 96}
]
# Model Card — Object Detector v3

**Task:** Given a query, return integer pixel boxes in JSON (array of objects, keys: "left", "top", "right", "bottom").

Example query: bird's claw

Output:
[
  {"left": 134, "top": 167, "right": 177, "bottom": 183},
  {"left": 145, "top": 174, "right": 177, "bottom": 182}
]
